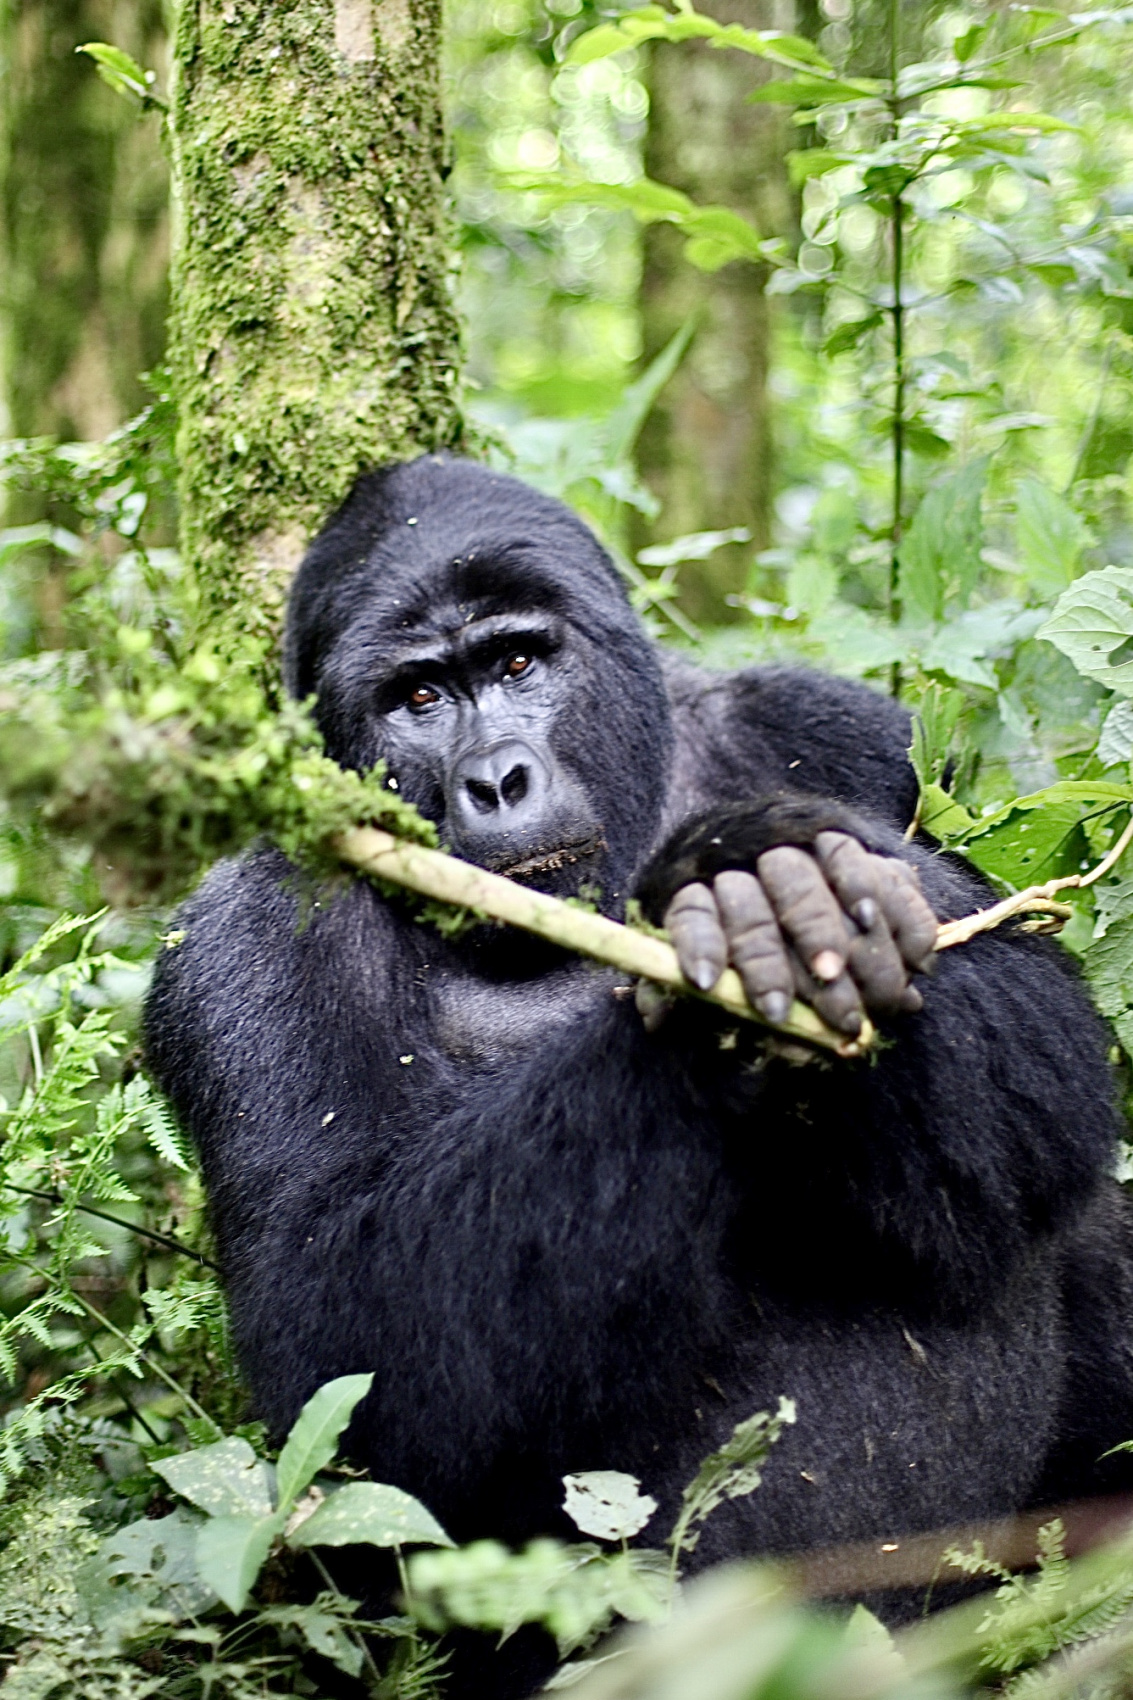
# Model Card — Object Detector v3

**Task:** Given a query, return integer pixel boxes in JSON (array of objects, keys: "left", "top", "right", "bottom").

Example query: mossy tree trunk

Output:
[
  {"left": 1, "top": 0, "right": 169, "bottom": 442},
  {"left": 169, "top": 0, "right": 463, "bottom": 642},
  {"left": 635, "top": 0, "right": 794, "bottom": 626}
]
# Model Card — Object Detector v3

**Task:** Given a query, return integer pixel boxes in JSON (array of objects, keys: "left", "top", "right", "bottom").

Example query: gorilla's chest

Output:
[{"left": 429, "top": 960, "right": 621, "bottom": 1064}]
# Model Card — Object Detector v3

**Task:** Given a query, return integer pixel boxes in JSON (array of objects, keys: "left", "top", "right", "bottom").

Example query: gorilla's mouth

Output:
[{"left": 493, "top": 831, "right": 607, "bottom": 880}]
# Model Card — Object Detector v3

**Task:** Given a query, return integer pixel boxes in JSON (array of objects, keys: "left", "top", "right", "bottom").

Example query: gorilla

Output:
[{"left": 146, "top": 454, "right": 1133, "bottom": 1690}]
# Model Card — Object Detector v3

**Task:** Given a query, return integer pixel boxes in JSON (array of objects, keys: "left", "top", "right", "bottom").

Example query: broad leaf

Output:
[
  {"left": 748, "top": 75, "right": 880, "bottom": 105},
  {"left": 1039, "top": 567, "right": 1133, "bottom": 695},
  {"left": 1015, "top": 478, "right": 1089, "bottom": 594},
  {"left": 152, "top": 1436, "right": 274, "bottom": 1519},
  {"left": 287, "top": 1480, "right": 453, "bottom": 1549},
  {"left": 100, "top": 1507, "right": 215, "bottom": 1619},
  {"left": 274, "top": 1373, "right": 374, "bottom": 1512},
  {"left": 1098, "top": 701, "right": 1133, "bottom": 769},
  {"left": 563, "top": 1472, "right": 658, "bottom": 1543},
  {"left": 957, "top": 781, "right": 1132, "bottom": 888},
  {"left": 899, "top": 459, "right": 989, "bottom": 623},
  {"left": 195, "top": 1512, "right": 281, "bottom": 1614}
]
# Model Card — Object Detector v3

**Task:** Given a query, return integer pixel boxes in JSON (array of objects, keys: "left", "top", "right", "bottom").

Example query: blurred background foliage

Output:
[{"left": 8, "top": 1, "right": 1133, "bottom": 1694}]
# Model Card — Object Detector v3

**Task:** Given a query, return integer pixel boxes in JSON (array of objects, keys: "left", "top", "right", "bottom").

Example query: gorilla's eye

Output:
[
  {"left": 407, "top": 683, "right": 441, "bottom": 709},
  {"left": 504, "top": 653, "right": 533, "bottom": 680}
]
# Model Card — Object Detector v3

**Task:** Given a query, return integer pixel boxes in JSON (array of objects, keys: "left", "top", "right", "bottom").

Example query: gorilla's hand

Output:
[{"left": 664, "top": 833, "right": 937, "bottom": 1035}]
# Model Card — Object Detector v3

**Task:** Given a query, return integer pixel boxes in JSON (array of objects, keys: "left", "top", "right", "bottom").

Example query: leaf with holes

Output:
[
  {"left": 152, "top": 1436, "right": 275, "bottom": 1519},
  {"left": 287, "top": 1480, "right": 453, "bottom": 1550}
]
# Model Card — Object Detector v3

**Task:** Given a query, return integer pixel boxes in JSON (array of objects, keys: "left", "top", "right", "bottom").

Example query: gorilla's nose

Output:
[{"left": 452, "top": 740, "right": 548, "bottom": 832}]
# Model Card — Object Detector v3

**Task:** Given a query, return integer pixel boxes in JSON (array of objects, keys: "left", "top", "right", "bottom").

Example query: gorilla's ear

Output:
[{"left": 284, "top": 465, "right": 411, "bottom": 700}]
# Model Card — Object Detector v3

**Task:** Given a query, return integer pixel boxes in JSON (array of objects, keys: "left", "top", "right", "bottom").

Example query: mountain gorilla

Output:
[{"left": 146, "top": 455, "right": 1133, "bottom": 1690}]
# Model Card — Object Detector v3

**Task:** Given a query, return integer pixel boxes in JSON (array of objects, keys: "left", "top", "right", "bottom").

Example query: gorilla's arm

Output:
[
  {"left": 640, "top": 792, "right": 1121, "bottom": 1307},
  {"left": 144, "top": 853, "right": 740, "bottom": 1512}
]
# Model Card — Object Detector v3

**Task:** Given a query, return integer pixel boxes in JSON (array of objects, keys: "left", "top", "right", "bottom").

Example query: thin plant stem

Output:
[
  {"left": 69, "top": 1287, "right": 221, "bottom": 1434},
  {"left": 84, "top": 1331, "right": 162, "bottom": 1442},
  {"left": 308, "top": 1549, "right": 383, "bottom": 1683},
  {"left": 887, "top": 0, "right": 905, "bottom": 699},
  {"left": 1, "top": 1182, "right": 217, "bottom": 1268},
  {"left": 27, "top": 1023, "right": 43, "bottom": 1088}
]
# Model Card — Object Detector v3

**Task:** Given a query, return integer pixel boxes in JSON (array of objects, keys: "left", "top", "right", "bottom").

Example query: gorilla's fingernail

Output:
[
  {"left": 811, "top": 950, "right": 844, "bottom": 982},
  {"left": 853, "top": 898, "right": 877, "bottom": 930},
  {"left": 757, "top": 991, "right": 791, "bottom": 1024},
  {"left": 689, "top": 959, "right": 720, "bottom": 991},
  {"left": 899, "top": 986, "right": 924, "bottom": 1012},
  {"left": 839, "top": 1009, "right": 863, "bottom": 1036}
]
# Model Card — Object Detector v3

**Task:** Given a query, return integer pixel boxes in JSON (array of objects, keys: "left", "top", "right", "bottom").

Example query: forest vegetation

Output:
[{"left": 7, "top": 1, "right": 1133, "bottom": 1696}]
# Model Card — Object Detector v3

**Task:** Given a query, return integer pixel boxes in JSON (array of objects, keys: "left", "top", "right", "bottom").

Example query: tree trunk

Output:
[
  {"left": 1, "top": 0, "right": 169, "bottom": 442},
  {"left": 169, "top": 0, "right": 463, "bottom": 638},
  {"left": 636, "top": 0, "right": 794, "bottom": 626}
]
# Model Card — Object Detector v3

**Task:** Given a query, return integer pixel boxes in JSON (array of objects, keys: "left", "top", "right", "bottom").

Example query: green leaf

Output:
[
  {"left": 747, "top": 75, "right": 880, "bottom": 105},
  {"left": 637, "top": 528, "right": 750, "bottom": 568},
  {"left": 101, "top": 1508, "right": 216, "bottom": 1619},
  {"left": 257, "top": 1601, "right": 365, "bottom": 1678},
  {"left": 919, "top": 783, "right": 977, "bottom": 843},
  {"left": 409, "top": 1539, "right": 669, "bottom": 1657},
  {"left": 1014, "top": 479, "right": 1089, "bottom": 595},
  {"left": 75, "top": 42, "right": 154, "bottom": 103},
  {"left": 953, "top": 21, "right": 989, "bottom": 60},
  {"left": 139, "top": 1086, "right": 191, "bottom": 1171},
  {"left": 958, "top": 782, "right": 1132, "bottom": 888},
  {"left": 899, "top": 459, "right": 989, "bottom": 623},
  {"left": 1099, "top": 701, "right": 1133, "bottom": 770},
  {"left": 288, "top": 1480, "right": 454, "bottom": 1550},
  {"left": 786, "top": 149, "right": 846, "bottom": 186},
  {"left": 823, "top": 312, "right": 882, "bottom": 357},
  {"left": 152, "top": 1436, "right": 275, "bottom": 1519},
  {"left": 274, "top": 1372, "right": 374, "bottom": 1512},
  {"left": 195, "top": 1512, "right": 280, "bottom": 1614},
  {"left": 669, "top": 1398, "right": 796, "bottom": 1560},
  {"left": 1038, "top": 567, "right": 1133, "bottom": 696},
  {"left": 562, "top": 1472, "right": 658, "bottom": 1542}
]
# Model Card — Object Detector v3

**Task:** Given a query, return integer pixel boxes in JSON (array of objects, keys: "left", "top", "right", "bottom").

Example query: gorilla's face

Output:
[
  {"left": 369, "top": 597, "right": 605, "bottom": 894},
  {"left": 287, "top": 457, "right": 675, "bottom": 908}
]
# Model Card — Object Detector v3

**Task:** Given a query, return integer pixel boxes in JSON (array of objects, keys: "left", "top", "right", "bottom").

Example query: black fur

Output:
[{"left": 145, "top": 456, "right": 1133, "bottom": 1694}]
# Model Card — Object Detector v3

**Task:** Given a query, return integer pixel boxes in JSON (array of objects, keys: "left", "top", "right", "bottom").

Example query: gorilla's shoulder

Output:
[
  {"left": 658, "top": 651, "right": 917, "bottom": 830},
  {"left": 152, "top": 846, "right": 400, "bottom": 1007}
]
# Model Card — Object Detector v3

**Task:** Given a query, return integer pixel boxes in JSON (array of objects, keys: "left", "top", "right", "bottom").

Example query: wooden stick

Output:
[
  {"left": 335, "top": 827, "right": 873, "bottom": 1058},
  {"left": 336, "top": 809, "right": 1133, "bottom": 1059}
]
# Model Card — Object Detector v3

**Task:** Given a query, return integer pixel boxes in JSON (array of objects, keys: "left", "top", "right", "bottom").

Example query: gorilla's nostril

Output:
[
  {"left": 500, "top": 765, "right": 528, "bottom": 807},
  {"left": 466, "top": 777, "right": 498, "bottom": 813}
]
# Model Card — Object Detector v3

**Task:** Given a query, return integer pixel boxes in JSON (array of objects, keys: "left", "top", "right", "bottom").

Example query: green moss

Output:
[{"left": 168, "top": 0, "right": 464, "bottom": 639}]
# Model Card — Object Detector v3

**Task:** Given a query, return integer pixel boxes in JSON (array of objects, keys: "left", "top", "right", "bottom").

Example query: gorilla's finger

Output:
[
  {"left": 814, "top": 832, "right": 885, "bottom": 931},
  {"left": 712, "top": 869, "right": 794, "bottom": 1024},
  {"left": 756, "top": 846, "right": 852, "bottom": 983},
  {"left": 846, "top": 921, "right": 909, "bottom": 1012},
  {"left": 789, "top": 948, "right": 864, "bottom": 1037},
  {"left": 873, "top": 861, "right": 939, "bottom": 972},
  {"left": 665, "top": 882, "right": 728, "bottom": 992}
]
